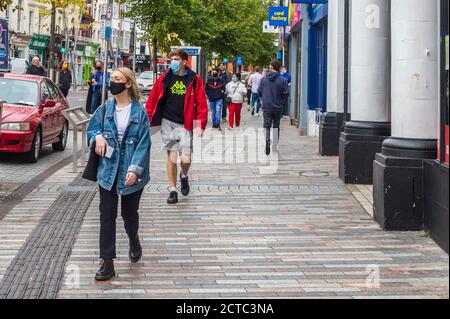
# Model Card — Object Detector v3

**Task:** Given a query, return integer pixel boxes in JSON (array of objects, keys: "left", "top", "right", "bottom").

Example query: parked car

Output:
[
  {"left": 9, "top": 58, "right": 29, "bottom": 74},
  {"left": 0, "top": 73, "right": 69, "bottom": 162},
  {"left": 137, "top": 71, "right": 155, "bottom": 95}
]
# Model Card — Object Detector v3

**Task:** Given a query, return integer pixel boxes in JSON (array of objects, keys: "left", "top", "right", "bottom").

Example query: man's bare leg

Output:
[
  {"left": 180, "top": 152, "right": 191, "bottom": 196},
  {"left": 167, "top": 150, "right": 178, "bottom": 189}
]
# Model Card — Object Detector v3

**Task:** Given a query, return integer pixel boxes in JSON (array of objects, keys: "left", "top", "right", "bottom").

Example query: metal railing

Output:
[{"left": 62, "top": 106, "right": 90, "bottom": 173}]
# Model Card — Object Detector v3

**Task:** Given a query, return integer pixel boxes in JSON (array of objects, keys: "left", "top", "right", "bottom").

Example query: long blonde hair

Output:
[{"left": 115, "top": 67, "right": 141, "bottom": 102}]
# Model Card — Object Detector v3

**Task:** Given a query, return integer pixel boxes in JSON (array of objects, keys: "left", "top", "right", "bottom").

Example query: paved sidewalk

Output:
[{"left": 52, "top": 108, "right": 449, "bottom": 299}]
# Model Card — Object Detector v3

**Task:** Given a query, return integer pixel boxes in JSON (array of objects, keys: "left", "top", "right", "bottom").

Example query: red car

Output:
[{"left": 0, "top": 73, "right": 69, "bottom": 162}]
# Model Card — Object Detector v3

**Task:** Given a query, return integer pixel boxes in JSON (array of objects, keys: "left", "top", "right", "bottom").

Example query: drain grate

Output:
[{"left": 299, "top": 170, "right": 330, "bottom": 177}]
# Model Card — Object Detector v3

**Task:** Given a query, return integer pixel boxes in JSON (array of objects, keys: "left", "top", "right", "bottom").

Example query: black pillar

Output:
[
  {"left": 319, "top": 112, "right": 349, "bottom": 156},
  {"left": 373, "top": 138, "right": 437, "bottom": 231},
  {"left": 339, "top": 121, "right": 391, "bottom": 184}
]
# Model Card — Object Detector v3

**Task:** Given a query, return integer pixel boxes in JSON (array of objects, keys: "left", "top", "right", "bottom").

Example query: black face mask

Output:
[
  {"left": 109, "top": 82, "right": 126, "bottom": 96},
  {"left": 96, "top": 66, "right": 102, "bottom": 71}
]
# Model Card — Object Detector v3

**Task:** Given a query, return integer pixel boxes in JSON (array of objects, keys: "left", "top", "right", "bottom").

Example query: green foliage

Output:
[
  {"left": 0, "top": 0, "right": 13, "bottom": 11},
  {"left": 121, "top": 0, "right": 277, "bottom": 67}
]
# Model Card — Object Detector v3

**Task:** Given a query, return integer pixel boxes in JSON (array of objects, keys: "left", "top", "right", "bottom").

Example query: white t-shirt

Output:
[
  {"left": 114, "top": 103, "right": 132, "bottom": 143},
  {"left": 249, "top": 72, "right": 263, "bottom": 93}
]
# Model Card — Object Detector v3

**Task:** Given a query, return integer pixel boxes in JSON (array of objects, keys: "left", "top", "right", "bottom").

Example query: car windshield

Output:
[
  {"left": 0, "top": 79, "right": 38, "bottom": 106},
  {"left": 140, "top": 72, "right": 154, "bottom": 80}
]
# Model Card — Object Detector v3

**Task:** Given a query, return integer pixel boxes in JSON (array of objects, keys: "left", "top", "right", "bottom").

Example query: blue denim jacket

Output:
[{"left": 87, "top": 98, "right": 151, "bottom": 196}]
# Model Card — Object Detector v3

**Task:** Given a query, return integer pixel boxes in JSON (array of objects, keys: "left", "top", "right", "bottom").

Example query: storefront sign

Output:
[
  {"left": 269, "top": 6, "right": 289, "bottom": 27},
  {"left": 263, "top": 21, "right": 280, "bottom": 33},
  {"left": 0, "top": 19, "right": 9, "bottom": 72},
  {"left": 29, "top": 34, "right": 49, "bottom": 50}
]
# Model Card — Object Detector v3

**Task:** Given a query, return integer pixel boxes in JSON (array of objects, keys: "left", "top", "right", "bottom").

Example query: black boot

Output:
[
  {"left": 95, "top": 259, "right": 115, "bottom": 281},
  {"left": 180, "top": 173, "right": 190, "bottom": 196},
  {"left": 129, "top": 235, "right": 142, "bottom": 263},
  {"left": 265, "top": 140, "right": 271, "bottom": 156},
  {"left": 167, "top": 191, "right": 178, "bottom": 204}
]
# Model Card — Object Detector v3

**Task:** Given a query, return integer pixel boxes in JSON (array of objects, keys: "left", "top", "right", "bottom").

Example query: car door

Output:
[
  {"left": 40, "top": 81, "right": 54, "bottom": 143},
  {"left": 46, "top": 80, "right": 66, "bottom": 138}
]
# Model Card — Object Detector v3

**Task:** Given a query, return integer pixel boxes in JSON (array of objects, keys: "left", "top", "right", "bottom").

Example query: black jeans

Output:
[
  {"left": 99, "top": 179, "right": 144, "bottom": 260},
  {"left": 263, "top": 108, "right": 283, "bottom": 146}
]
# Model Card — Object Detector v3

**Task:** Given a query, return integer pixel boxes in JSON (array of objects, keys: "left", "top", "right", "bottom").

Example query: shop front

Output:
[
  {"left": 424, "top": 0, "right": 449, "bottom": 253},
  {"left": 83, "top": 44, "right": 97, "bottom": 85},
  {"left": 307, "top": 3, "right": 328, "bottom": 137},
  {"left": 28, "top": 34, "right": 49, "bottom": 66}
]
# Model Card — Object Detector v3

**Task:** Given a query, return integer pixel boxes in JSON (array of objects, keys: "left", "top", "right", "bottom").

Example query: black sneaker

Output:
[
  {"left": 95, "top": 259, "right": 115, "bottom": 281},
  {"left": 167, "top": 191, "right": 178, "bottom": 204},
  {"left": 180, "top": 173, "right": 190, "bottom": 196},
  {"left": 129, "top": 235, "right": 142, "bottom": 263},
  {"left": 252, "top": 108, "right": 255, "bottom": 116},
  {"left": 265, "top": 140, "right": 271, "bottom": 155}
]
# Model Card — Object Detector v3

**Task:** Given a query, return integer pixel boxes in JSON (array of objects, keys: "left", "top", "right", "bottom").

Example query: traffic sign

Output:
[{"left": 235, "top": 56, "right": 244, "bottom": 66}]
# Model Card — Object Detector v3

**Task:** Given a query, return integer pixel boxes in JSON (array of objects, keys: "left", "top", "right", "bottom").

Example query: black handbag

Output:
[{"left": 82, "top": 105, "right": 106, "bottom": 182}]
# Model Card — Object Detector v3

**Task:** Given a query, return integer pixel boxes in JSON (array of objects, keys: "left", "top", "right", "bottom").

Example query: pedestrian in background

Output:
[
  {"left": 26, "top": 56, "right": 46, "bottom": 76},
  {"left": 249, "top": 66, "right": 263, "bottom": 116},
  {"left": 87, "top": 67, "right": 151, "bottom": 281},
  {"left": 244, "top": 70, "right": 254, "bottom": 109},
  {"left": 281, "top": 66, "right": 292, "bottom": 116},
  {"left": 206, "top": 67, "right": 226, "bottom": 130},
  {"left": 87, "top": 61, "right": 110, "bottom": 114},
  {"left": 58, "top": 60, "right": 72, "bottom": 98},
  {"left": 219, "top": 62, "right": 232, "bottom": 121},
  {"left": 145, "top": 49, "right": 208, "bottom": 205},
  {"left": 258, "top": 60, "right": 289, "bottom": 155},
  {"left": 225, "top": 73, "right": 247, "bottom": 129}
]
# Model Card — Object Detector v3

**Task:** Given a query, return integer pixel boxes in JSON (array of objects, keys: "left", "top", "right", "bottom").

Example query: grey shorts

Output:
[{"left": 160, "top": 118, "right": 193, "bottom": 155}]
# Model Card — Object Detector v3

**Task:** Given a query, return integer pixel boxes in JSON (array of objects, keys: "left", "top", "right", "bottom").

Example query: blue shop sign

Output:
[
  {"left": 184, "top": 48, "right": 200, "bottom": 56},
  {"left": 0, "top": 19, "right": 9, "bottom": 72},
  {"left": 291, "top": 0, "right": 327, "bottom": 3},
  {"left": 269, "top": 6, "right": 289, "bottom": 27}
]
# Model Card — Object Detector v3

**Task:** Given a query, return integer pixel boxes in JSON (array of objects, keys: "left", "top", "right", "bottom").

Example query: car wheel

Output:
[
  {"left": 52, "top": 121, "right": 68, "bottom": 152},
  {"left": 25, "top": 128, "right": 42, "bottom": 163}
]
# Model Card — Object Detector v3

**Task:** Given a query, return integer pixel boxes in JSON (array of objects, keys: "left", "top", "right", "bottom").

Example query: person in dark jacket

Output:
[
  {"left": 205, "top": 68, "right": 226, "bottom": 130},
  {"left": 86, "top": 61, "right": 110, "bottom": 114},
  {"left": 26, "top": 56, "right": 46, "bottom": 76},
  {"left": 219, "top": 62, "right": 232, "bottom": 121},
  {"left": 257, "top": 60, "right": 289, "bottom": 155},
  {"left": 58, "top": 60, "right": 72, "bottom": 98}
]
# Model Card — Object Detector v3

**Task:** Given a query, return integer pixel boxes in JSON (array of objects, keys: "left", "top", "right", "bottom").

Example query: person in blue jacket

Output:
[
  {"left": 258, "top": 60, "right": 289, "bottom": 155},
  {"left": 87, "top": 61, "right": 110, "bottom": 114},
  {"left": 87, "top": 67, "right": 151, "bottom": 281}
]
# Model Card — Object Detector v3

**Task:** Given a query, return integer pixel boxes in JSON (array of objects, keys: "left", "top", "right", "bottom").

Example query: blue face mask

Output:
[{"left": 171, "top": 60, "right": 181, "bottom": 72}]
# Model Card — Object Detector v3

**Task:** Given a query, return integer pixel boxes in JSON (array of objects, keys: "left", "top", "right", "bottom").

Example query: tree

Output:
[
  {"left": 0, "top": 0, "right": 12, "bottom": 12},
  {"left": 121, "top": 0, "right": 277, "bottom": 70},
  {"left": 36, "top": 0, "right": 86, "bottom": 79}
]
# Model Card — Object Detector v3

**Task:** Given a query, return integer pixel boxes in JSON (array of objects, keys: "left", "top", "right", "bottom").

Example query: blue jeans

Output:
[
  {"left": 210, "top": 100, "right": 223, "bottom": 126},
  {"left": 251, "top": 93, "right": 261, "bottom": 113},
  {"left": 90, "top": 90, "right": 101, "bottom": 114}
]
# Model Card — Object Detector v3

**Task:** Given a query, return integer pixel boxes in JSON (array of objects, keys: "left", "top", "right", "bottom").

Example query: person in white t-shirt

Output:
[{"left": 248, "top": 66, "right": 263, "bottom": 116}]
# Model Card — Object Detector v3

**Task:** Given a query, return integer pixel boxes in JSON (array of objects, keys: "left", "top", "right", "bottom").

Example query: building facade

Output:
[{"left": 285, "top": 0, "right": 448, "bottom": 252}]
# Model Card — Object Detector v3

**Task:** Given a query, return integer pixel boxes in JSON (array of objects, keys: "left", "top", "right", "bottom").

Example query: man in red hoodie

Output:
[{"left": 146, "top": 49, "right": 208, "bottom": 204}]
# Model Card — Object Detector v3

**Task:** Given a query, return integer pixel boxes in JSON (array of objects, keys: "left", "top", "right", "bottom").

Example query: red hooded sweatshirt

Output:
[{"left": 145, "top": 68, "right": 208, "bottom": 131}]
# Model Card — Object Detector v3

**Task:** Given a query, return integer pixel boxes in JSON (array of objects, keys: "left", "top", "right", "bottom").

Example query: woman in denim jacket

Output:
[{"left": 87, "top": 67, "right": 151, "bottom": 281}]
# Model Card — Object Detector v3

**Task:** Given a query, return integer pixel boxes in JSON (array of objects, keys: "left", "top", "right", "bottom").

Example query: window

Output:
[
  {"left": 41, "top": 82, "right": 52, "bottom": 101},
  {"left": 0, "top": 80, "right": 38, "bottom": 106},
  {"left": 29, "top": 11, "right": 34, "bottom": 34},
  {"left": 46, "top": 81, "right": 63, "bottom": 100}
]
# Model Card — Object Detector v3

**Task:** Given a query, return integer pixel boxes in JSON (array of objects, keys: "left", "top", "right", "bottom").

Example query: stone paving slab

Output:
[{"left": 57, "top": 108, "right": 449, "bottom": 299}]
